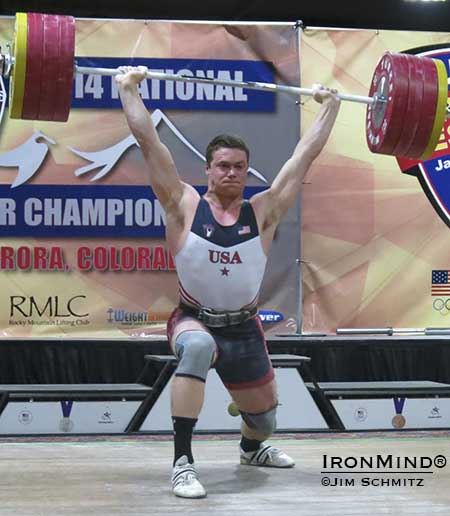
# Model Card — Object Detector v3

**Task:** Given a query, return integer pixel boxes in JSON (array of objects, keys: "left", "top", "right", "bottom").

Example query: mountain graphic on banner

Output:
[
  {"left": 0, "top": 110, "right": 268, "bottom": 187},
  {"left": 69, "top": 109, "right": 269, "bottom": 184}
]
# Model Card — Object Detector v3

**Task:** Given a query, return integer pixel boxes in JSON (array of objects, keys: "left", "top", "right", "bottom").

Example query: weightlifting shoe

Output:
[
  {"left": 171, "top": 455, "right": 207, "bottom": 498},
  {"left": 240, "top": 444, "right": 295, "bottom": 468}
]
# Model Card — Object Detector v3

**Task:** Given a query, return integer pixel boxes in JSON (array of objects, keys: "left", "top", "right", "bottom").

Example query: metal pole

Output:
[{"left": 336, "top": 327, "right": 450, "bottom": 335}]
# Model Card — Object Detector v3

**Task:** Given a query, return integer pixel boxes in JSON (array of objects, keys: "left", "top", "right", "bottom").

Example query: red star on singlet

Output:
[{"left": 220, "top": 267, "right": 230, "bottom": 276}]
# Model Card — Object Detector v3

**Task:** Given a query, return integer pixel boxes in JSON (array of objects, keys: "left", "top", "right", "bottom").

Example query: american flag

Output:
[
  {"left": 238, "top": 225, "right": 250, "bottom": 235},
  {"left": 431, "top": 270, "right": 450, "bottom": 295}
]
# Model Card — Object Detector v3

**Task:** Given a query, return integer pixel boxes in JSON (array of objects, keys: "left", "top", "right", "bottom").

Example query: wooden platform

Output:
[{"left": 1, "top": 432, "right": 449, "bottom": 515}]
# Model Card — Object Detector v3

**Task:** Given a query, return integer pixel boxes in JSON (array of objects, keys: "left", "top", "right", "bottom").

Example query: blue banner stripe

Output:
[
  {"left": 0, "top": 185, "right": 267, "bottom": 238},
  {"left": 72, "top": 57, "right": 275, "bottom": 111}
]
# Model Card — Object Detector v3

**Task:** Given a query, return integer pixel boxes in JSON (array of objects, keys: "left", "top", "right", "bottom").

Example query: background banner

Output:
[
  {"left": 0, "top": 18, "right": 300, "bottom": 338},
  {"left": 301, "top": 28, "right": 450, "bottom": 333}
]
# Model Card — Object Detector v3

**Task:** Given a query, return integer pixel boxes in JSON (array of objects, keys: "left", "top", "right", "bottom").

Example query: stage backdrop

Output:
[
  {"left": 300, "top": 27, "right": 450, "bottom": 333},
  {"left": 0, "top": 17, "right": 301, "bottom": 338}
]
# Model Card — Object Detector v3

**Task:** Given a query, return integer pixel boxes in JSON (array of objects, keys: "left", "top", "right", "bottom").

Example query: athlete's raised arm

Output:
[{"left": 116, "top": 66, "right": 197, "bottom": 212}]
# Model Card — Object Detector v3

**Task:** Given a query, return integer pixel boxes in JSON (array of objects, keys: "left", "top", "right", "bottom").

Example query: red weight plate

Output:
[
  {"left": 366, "top": 52, "right": 410, "bottom": 155},
  {"left": 391, "top": 54, "right": 424, "bottom": 158},
  {"left": 405, "top": 56, "right": 439, "bottom": 159},
  {"left": 21, "top": 13, "right": 44, "bottom": 119},
  {"left": 37, "top": 14, "right": 60, "bottom": 120},
  {"left": 392, "top": 55, "right": 425, "bottom": 157},
  {"left": 420, "top": 59, "right": 449, "bottom": 159},
  {"left": 53, "top": 15, "right": 75, "bottom": 121}
]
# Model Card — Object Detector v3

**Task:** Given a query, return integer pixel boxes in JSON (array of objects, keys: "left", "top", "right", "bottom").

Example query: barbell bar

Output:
[
  {"left": 0, "top": 12, "right": 448, "bottom": 161},
  {"left": 75, "top": 65, "right": 375, "bottom": 105}
]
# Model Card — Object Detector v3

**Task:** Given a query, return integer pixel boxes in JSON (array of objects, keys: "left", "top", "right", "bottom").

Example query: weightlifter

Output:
[{"left": 116, "top": 66, "right": 340, "bottom": 499}]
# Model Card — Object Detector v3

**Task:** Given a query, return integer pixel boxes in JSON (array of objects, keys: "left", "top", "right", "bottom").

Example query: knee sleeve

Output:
[
  {"left": 241, "top": 405, "right": 277, "bottom": 436},
  {"left": 174, "top": 330, "right": 216, "bottom": 382}
]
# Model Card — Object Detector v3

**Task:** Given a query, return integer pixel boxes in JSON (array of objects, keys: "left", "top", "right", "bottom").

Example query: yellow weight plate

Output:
[
  {"left": 420, "top": 58, "right": 448, "bottom": 160},
  {"left": 9, "top": 12, "right": 28, "bottom": 119}
]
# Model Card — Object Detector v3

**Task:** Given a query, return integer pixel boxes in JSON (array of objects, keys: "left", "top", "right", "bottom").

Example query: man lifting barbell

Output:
[
  {"left": 1, "top": 10, "right": 448, "bottom": 501},
  {"left": 115, "top": 64, "right": 341, "bottom": 499}
]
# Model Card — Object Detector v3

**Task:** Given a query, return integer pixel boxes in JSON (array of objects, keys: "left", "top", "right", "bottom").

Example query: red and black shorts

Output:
[{"left": 167, "top": 307, "right": 274, "bottom": 390}]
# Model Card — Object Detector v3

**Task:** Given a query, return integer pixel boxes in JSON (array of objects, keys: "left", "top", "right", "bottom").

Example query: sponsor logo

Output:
[
  {"left": 107, "top": 308, "right": 171, "bottom": 326},
  {"left": 258, "top": 310, "right": 284, "bottom": 323},
  {"left": 9, "top": 295, "right": 90, "bottom": 327},
  {"left": 10, "top": 295, "right": 89, "bottom": 318},
  {"left": 430, "top": 272, "right": 450, "bottom": 315},
  {"left": 431, "top": 297, "right": 450, "bottom": 315}
]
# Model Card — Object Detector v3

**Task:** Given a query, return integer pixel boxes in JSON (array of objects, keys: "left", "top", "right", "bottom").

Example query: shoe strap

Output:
[
  {"left": 253, "top": 445, "right": 277, "bottom": 464},
  {"left": 172, "top": 466, "right": 197, "bottom": 484}
]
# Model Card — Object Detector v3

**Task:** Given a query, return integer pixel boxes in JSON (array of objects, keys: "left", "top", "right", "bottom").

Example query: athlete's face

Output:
[{"left": 206, "top": 147, "right": 248, "bottom": 195}]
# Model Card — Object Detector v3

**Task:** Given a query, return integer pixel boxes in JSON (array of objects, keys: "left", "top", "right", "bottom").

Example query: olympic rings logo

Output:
[{"left": 432, "top": 298, "right": 450, "bottom": 315}]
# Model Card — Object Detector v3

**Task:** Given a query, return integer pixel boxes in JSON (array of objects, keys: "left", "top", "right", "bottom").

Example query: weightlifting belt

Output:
[{"left": 179, "top": 302, "right": 257, "bottom": 328}]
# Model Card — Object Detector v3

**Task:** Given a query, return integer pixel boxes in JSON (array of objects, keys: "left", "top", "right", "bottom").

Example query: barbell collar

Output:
[{"left": 0, "top": 44, "right": 13, "bottom": 79}]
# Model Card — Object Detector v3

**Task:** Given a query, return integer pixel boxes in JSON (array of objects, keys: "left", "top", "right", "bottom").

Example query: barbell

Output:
[{"left": 0, "top": 12, "right": 448, "bottom": 160}]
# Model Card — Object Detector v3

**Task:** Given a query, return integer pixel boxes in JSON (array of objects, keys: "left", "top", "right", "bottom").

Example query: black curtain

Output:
[{"left": 1, "top": 338, "right": 450, "bottom": 385}]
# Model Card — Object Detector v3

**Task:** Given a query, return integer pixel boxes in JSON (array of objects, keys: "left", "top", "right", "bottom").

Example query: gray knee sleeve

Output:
[
  {"left": 174, "top": 330, "right": 216, "bottom": 382},
  {"left": 241, "top": 405, "right": 277, "bottom": 436}
]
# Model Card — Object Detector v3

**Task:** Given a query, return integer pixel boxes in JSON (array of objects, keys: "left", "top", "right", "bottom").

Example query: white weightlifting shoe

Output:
[
  {"left": 171, "top": 455, "right": 207, "bottom": 498},
  {"left": 240, "top": 444, "right": 295, "bottom": 468}
]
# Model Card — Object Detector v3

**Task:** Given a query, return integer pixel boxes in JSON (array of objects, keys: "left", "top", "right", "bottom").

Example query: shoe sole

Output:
[
  {"left": 240, "top": 459, "right": 295, "bottom": 468},
  {"left": 173, "top": 491, "right": 207, "bottom": 499}
]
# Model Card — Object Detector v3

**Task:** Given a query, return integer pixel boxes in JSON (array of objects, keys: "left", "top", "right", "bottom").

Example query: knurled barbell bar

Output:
[{"left": 0, "top": 12, "right": 448, "bottom": 161}]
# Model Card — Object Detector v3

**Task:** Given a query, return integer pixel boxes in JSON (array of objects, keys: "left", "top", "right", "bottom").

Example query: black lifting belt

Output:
[{"left": 179, "top": 302, "right": 257, "bottom": 328}]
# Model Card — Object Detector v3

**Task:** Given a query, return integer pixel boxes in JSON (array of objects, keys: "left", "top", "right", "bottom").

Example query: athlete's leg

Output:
[
  {"left": 228, "top": 380, "right": 294, "bottom": 468},
  {"left": 166, "top": 308, "right": 217, "bottom": 498},
  {"left": 169, "top": 318, "right": 217, "bottom": 420},
  {"left": 214, "top": 318, "right": 294, "bottom": 468},
  {"left": 229, "top": 379, "right": 278, "bottom": 441}
]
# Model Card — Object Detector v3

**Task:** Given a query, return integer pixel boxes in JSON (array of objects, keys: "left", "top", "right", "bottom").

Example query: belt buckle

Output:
[
  {"left": 199, "top": 307, "right": 228, "bottom": 327},
  {"left": 240, "top": 309, "right": 250, "bottom": 321},
  {"left": 198, "top": 307, "right": 253, "bottom": 327}
]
